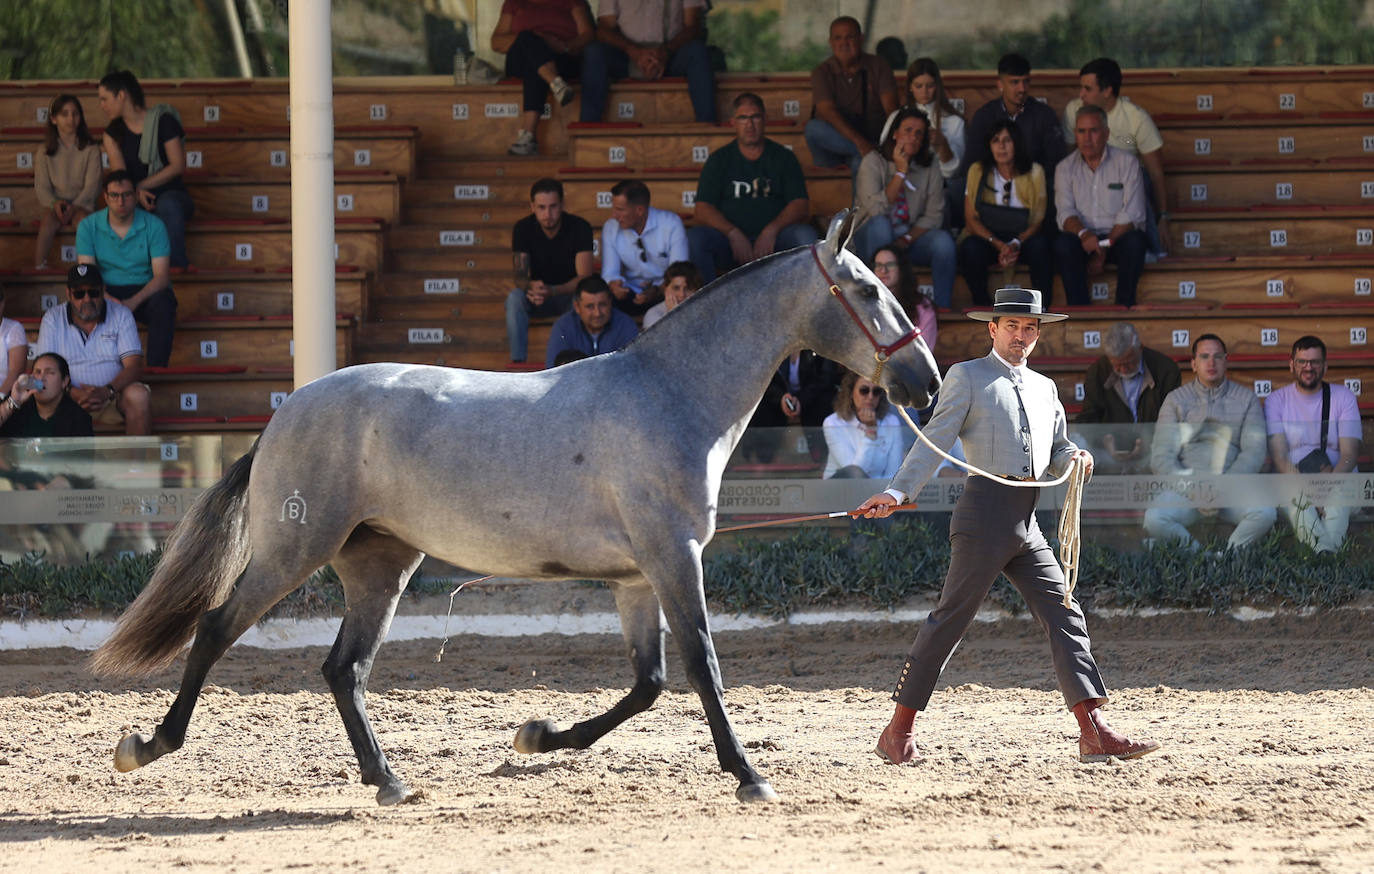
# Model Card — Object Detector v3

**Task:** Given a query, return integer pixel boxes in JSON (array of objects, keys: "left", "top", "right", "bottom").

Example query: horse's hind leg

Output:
[
  {"left": 320, "top": 526, "right": 424, "bottom": 806},
  {"left": 115, "top": 557, "right": 320, "bottom": 772},
  {"left": 514, "top": 581, "right": 665, "bottom": 753}
]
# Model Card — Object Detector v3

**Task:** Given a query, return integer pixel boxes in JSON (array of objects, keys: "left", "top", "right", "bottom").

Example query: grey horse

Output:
[{"left": 89, "top": 212, "right": 940, "bottom": 805}]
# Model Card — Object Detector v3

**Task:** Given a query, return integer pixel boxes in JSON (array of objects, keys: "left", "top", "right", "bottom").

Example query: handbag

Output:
[
  {"left": 975, "top": 167, "right": 1031, "bottom": 242},
  {"left": 1294, "top": 383, "right": 1332, "bottom": 473}
]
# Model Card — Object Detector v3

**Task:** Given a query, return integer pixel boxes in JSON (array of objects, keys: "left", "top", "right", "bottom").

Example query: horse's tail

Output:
[{"left": 89, "top": 440, "right": 259, "bottom": 678}]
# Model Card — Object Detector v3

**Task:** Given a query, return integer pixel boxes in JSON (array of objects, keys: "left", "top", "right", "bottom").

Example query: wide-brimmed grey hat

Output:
[{"left": 967, "top": 287, "right": 1067, "bottom": 323}]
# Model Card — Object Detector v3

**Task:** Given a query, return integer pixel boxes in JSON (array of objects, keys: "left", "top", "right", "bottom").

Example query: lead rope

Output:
[{"left": 894, "top": 406, "right": 1088, "bottom": 608}]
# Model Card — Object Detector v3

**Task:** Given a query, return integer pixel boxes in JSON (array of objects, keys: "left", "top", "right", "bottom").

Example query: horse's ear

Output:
[{"left": 823, "top": 209, "right": 857, "bottom": 256}]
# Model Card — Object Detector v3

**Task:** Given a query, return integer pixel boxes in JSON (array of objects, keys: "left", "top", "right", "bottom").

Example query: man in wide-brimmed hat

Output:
[{"left": 858, "top": 287, "right": 1159, "bottom": 767}]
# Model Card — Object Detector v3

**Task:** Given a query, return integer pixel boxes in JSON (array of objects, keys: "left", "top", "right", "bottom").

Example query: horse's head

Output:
[{"left": 802, "top": 211, "right": 941, "bottom": 409}]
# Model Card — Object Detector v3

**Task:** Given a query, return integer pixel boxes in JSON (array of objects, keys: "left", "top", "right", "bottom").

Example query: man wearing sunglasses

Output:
[
  {"left": 34, "top": 263, "right": 150, "bottom": 435},
  {"left": 74, "top": 170, "right": 176, "bottom": 367},
  {"left": 601, "top": 180, "right": 687, "bottom": 318}
]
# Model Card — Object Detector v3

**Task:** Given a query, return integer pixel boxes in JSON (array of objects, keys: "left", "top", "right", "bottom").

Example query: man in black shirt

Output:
[{"left": 504, "top": 178, "right": 596, "bottom": 364}]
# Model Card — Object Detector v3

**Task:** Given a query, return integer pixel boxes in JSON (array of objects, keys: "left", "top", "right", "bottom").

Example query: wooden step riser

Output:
[
  {"left": 22, "top": 324, "right": 350, "bottom": 370},
  {"left": 1, "top": 276, "right": 367, "bottom": 321},
  {"left": 0, "top": 136, "right": 416, "bottom": 179},
  {"left": 934, "top": 314, "right": 1374, "bottom": 361}
]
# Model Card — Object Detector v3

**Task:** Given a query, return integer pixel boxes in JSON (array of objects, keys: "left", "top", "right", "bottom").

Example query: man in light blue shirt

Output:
[
  {"left": 601, "top": 180, "right": 688, "bottom": 318},
  {"left": 75, "top": 170, "right": 177, "bottom": 367}
]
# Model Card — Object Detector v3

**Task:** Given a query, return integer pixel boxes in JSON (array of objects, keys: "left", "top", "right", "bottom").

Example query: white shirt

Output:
[
  {"left": 36, "top": 300, "right": 142, "bottom": 387},
  {"left": 914, "top": 100, "right": 967, "bottom": 179},
  {"left": 600, "top": 207, "right": 689, "bottom": 294},
  {"left": 1, "top": 317, "right": 27, "bottom": 388},
  {"left": 824, "top": 410, "right": 906, "bottom": 480}
]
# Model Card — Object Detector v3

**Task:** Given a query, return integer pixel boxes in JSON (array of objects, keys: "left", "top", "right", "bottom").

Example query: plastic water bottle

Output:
[{"left": 452, "top": 51, "right": 469, "bottom": 86}]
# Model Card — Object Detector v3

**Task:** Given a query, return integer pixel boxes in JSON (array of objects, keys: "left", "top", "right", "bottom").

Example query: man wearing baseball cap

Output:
[
  {"left": 857, "top": 287, "right": 1159, "bottom": 767},
  {"left": 34, "top": 263, "right": 150, "bottom": 435}
]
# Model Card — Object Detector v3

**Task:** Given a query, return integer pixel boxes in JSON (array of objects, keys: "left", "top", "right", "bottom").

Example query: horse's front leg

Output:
[
  {"left": 645, "top": 541, "right": 777, "bottom": 803},
  {"left": 515, "top": 581, "right": 666, "bottom": 752}
]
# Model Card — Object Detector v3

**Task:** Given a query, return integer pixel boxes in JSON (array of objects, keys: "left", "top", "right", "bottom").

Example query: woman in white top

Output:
[
  {"left": 0, "top": 284, "right": 30, "bottom": 398},
  {"left": 905, "top": 59, "right": 965, "bottom": 182},
  {"left": 823, "top": 370, "right": 906, "bottom": 480}
]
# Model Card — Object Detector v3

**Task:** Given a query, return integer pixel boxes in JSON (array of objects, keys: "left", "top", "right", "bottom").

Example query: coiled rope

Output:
[{"left": 894, "top": 406, "right": 1089, "bottom": 608}]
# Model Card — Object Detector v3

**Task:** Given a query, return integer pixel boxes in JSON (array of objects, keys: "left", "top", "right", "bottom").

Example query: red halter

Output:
[{"left": 810, "top": 242, "right": 922, "bottom": 383}]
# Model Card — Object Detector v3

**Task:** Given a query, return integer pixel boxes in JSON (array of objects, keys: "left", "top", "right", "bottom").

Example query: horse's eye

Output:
[{"left": 860, "top": 284, "right": 880, "bottom": 299}]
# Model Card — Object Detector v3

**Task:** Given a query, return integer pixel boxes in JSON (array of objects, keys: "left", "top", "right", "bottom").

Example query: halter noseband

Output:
[{"left": 810, "top": 242, "right": 922, "bottom": 384}]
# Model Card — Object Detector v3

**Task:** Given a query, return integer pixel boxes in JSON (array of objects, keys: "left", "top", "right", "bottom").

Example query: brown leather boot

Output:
[{"left": 1072, "top": 699, "right": 1161, "bottom": 763}]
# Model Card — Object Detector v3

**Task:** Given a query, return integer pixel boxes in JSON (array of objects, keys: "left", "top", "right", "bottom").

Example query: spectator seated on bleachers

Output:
[
  {"left": 903, "top": 57, "right": 966, "bottom": 230},
  {"left": 962, "top": 53, "right": 1066, "bottom": 256},
  {"left": 76, "top": 170, "right": 177, "bottom": 367},
  {"left": 870, "top": 245, "right": 936, "bottom": 350},
  {"left": 32, "top": 94, "right": 102, "bottom": 270},
  {"left": 1061, "top": 58, "right": 1170, "bottom": 257},
  {"left": 506, "top": 177, "right": 596, "bottom": 363},
  {"left": 741, "top": 349, "right": 839, "bottom": 465},
  {"left": 0, "top": 353, "right": 94, "bottom": 438},
  {"left": 1264, "top": 335, "right": 1362, "bottom": 553},
  {"left": 823, "top": 369, "right": 905, "bottom": 480},
  {"left": 642, "top": 260, "right": 701, "bottom": 330},
  {"left": 1144, "top": 334, "right": 1275, "bottom": 551},
  {"left": 1073, "top": 322, "right": 1181, "bottom": 475},
  {"left": 35, "top": 265, "right": 150, "bottom": 436},
  {"left": 581, "top": 0, "right": 716, "bottom": 124},
  {"left": 0, "top": 284, "right": 27, "bottom": 399},
  {"left": 97, "top": 70, "right": 195, "bottom": 269},
  {"left": 851, "top": 107, "right": 956, "bottom": 308},
  {"left": 803, "top": 16, "right": 899, "bottom": 176},
  {"left": 958, "top": 119, "right": 1053, "bottom": 308},
  {"left": 601, "top": 179, "right": 688, "bottom": 318},
  {"left": 544, "top": 276, "right": 638, "bottom": 368},
  {"left": 1053, "top": 104, "right": 1149, "bottom": 307},
  {"left": 490, "top": 0, "right": 593, "bottom": 156},
  {"left": 687, "top": 93, "right": 818, "bottom": 283}
]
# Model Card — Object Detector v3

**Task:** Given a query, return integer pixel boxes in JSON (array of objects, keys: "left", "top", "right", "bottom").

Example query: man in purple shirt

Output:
[{"left": 1264, "top": 335, "right": 1361, "bottom": 552}]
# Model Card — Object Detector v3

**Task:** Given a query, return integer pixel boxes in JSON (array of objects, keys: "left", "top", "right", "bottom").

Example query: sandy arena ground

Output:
[{"left": 0, "top": 610, "right": 1371, "bottom": 873}]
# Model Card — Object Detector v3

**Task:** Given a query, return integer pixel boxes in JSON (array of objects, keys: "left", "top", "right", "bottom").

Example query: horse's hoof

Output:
[
  {"left": 113, "top": 733, "right": 153, "bottom": 772},
  {"left": 375, "top": 782, "right": 419, "bottom": 806},
  {"left": 513, "top": 719, "right": 558, "bottom": 754},
  {"left": 736, "top": 781, "right": 779, "bottom": 803}
]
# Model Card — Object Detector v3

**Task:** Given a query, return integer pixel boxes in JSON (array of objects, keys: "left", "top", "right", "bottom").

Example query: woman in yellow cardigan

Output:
[{"left": 958, "top": 119, "right": 1053, "bottom": 307}]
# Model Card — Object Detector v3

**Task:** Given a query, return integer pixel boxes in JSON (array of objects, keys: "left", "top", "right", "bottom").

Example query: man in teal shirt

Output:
[
  {"left": 75, "top": 170, "right": 177, "bottom": 366},
  {"left": 688, "top": 93, "right": 817, "bottom": 283}
]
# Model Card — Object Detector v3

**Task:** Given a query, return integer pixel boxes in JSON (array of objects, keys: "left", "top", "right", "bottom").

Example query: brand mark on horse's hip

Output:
[{"left": 280, "top": 490, "right": 307, "bottom": 524}]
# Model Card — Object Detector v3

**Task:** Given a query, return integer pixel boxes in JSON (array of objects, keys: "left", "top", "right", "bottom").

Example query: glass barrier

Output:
[
  {"left": 0, "top": 435, "right": 247, "bottom": 565},
  {"left": 1, "top": 423, "right": 1367, "bottom": 562}
]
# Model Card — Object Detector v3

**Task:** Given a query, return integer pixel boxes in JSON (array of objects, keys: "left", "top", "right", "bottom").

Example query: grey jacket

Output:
[
  {"left": 1150, "top": 378, "right": 1268, "bottom": 475},
  {"left": 890, "top": 353, "right": 1079, "bottom": 498}
]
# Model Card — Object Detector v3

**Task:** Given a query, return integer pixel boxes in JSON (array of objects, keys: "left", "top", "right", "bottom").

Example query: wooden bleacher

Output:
[{"left": 1, "top": 66, "right": 1370, "bottom": 438}]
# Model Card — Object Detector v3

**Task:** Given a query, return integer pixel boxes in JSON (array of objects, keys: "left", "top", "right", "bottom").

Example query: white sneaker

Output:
[
  {"left": 508, "top": 130, "right": 537, "bottom": 156},
  {"left": 550, "top": 76, "right": 574, "bottom": 107}
]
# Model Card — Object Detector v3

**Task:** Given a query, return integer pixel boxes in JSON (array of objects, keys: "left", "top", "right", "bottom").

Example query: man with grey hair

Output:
[
  {"left": 1053, "top": 103, "right": 1149, "bottom": 306},
  {"left": 1075, "top": 321, "right": 1181, "bottom": 473}
]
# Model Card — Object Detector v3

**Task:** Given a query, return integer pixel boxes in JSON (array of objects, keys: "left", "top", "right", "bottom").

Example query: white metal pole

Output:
[
  {"left": 289, "top": 0, "right": 337, "bottom": 389},
  {"left": 222, "top": 0, "right": 253, "bottom": 78}
]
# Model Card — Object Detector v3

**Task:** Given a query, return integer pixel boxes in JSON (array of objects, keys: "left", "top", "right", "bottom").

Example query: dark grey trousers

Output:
[{"left": 892, "top": 477, "right": 1108, "bottom": 711}]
